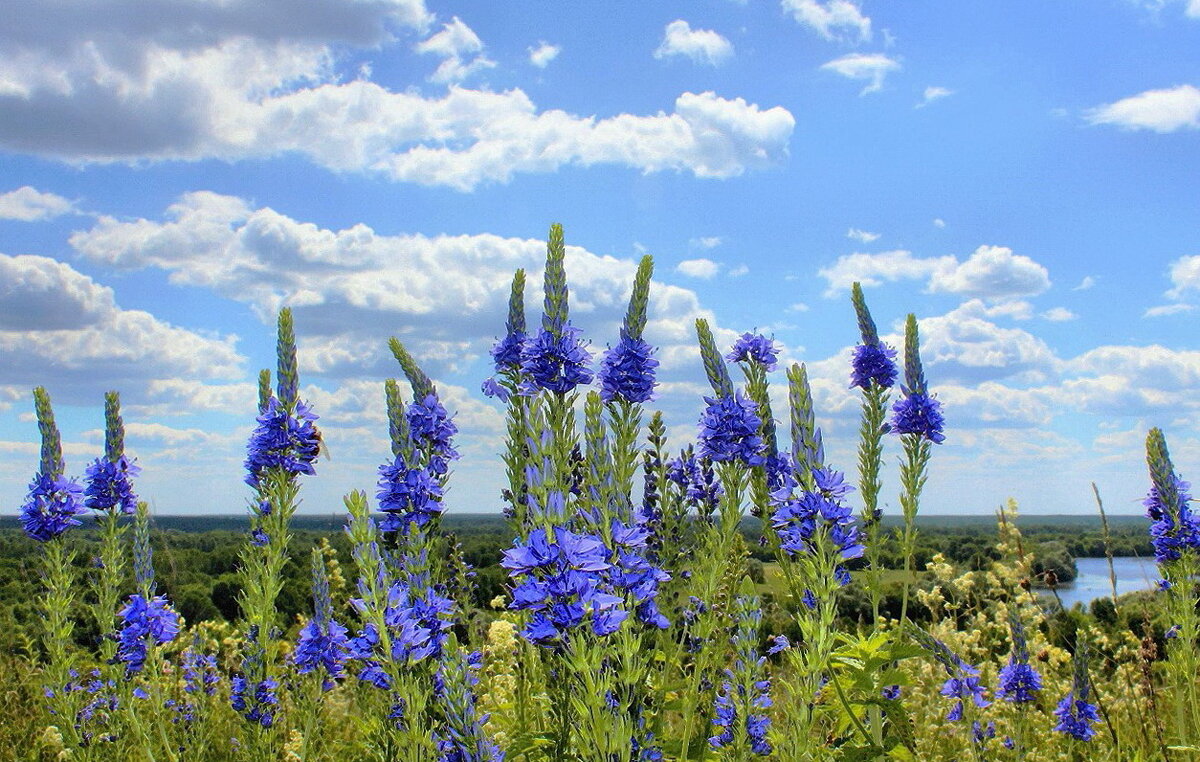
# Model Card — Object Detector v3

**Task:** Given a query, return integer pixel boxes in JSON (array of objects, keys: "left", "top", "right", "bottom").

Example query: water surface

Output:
[{"left": 1045, "top": 556, "right": 1158, "bottom": 609}]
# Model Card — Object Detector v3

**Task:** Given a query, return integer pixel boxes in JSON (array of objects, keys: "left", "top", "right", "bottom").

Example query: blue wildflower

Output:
[
  {"left": 599, "top": 330, "right": 658, "bottom": 404},
  {"left": 432, "top": 648, "right": 505, "bottom": 762},
  {"left": 851, "top": 342, "right": 898, "bottom": 390},
  {"left": 181, "top": 648, "right": 220, "bottom": 696},
  {"left": 519, "top": 324, "right": 594, "bottom": 395},
  {"left": 349, "top": 571, "right": 456, "bottom": 686},
  {"left": 481, "top": 376, "right": 510, "bottom": 402},
  {"left": 83, "top": 455, "right": 140, "bottom": 515},
  {"left": 1143, "top": 475, "right": 1200, "bottom": 564},
  {"left": 377, "top": 452, "right": 444, "bottom": 532},
  {"left": 667, "top": 449, "right": 723, "bottom": 515},
  {"left": 709, "top": 595, "right": 772, "bottom": 756},
  {"left": 501, "top": 526, "right": 626, "bottom": 646},
  {"left": 771, "top": 467, "right": 865, "bottom": 564},
  {"left": 1054, "top": 693, "right": 1100, "bottom": 741},
  {"left": 727, "top": 333, "right": 779, "bottom": 371},
  {"left": 1055, "top": 643, "right": 1099, "bottom": 741},
  {"left": 114, "top": 594, "right": 180, "bottom": 676},
  {"left": 997, "top": 617, "right": 1042, "bottom": 703},
  {"left": 21, "top": 472, "right": 86, "bottom": 542},
  {"left": 698, "top": 392, "right": 765, "bottom": 465},
  {"left": 407, "top": 393, "right": 459, "bottom": 473},
  {"left": 882, "top": 685, "right": 901, "bottom": 700},
  {"left": 244, "top": 397, "right": 321, "bottom": 488},
  {"left": 491, "top": 330, "right": 526, "bottom": 372},
  {"left": 891, "top": 392, "right": 946, "bottom": 444},
  {"left": 294, "top": 618, "right": 350, "bottom": 690},
  {"left": 913, "top": 629, "right": 989, "bottom": 722}
]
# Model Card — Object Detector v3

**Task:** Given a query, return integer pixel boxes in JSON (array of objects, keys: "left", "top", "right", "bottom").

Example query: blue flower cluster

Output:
[
  {"left": 377, "top": 453, "right": 444, "bottom": 532},
  {"left": 891, "top": 392, "right": 946, "bottom": 444},
  {"left": 698, "top": 393, "right": 765, "bottom": 465},
  {"left": 709, "top": 596, "right": 772, "bottom": 756},
  {"left": 726, "top": 333, "right": 779, "bottom": 371},
  {"left": 1053, "top": 693, "right": 1100, "bottom": 741},
  {"left": 501, "top": 526, "right": 625, "bottom": 645},
  {"left": 598, "top": 330, "right": 658, "bottom": 404},
  {"left": 997, "top": 618, "right": 1042, "bottom": 703},
  {"left": 231, "top": 675, "right": 279, "bottom": 728},
  {"left": 915, "top": 629, "right": 989, "bottom": 722},
  {"left": 407, "top": 393, "right": 459, "bottom": 474},
  {"left": 770, "top": 467, "right": 865, "bottom": 568},
  {"left": 519, "top": 325, "right": 594, "bottom": 395},
  {"left": 294, "top": 618, "right": 351, "bottom": 691},
  {"left": 850, "top": 342, "right": 898, "bottom": 390},
  {"left": 83, "top": 455, "right": 140, "bottom": 515},
  {"left": 491, "top": 330, "right": 526, "bottom": 371},
  {"left": 21, "top": 472, "right": 86, "bottom": 542},
  {"left": 350, "top": 575, "right": 455, "bottom": 687},
  {"left": 244, "top": 397, "right": 322, "bottom": 488},
  {"left": 607, "top": 520, "right": 670, "bottom": 629},
  {"left": 432, "top": 649, "right": 505, "bottom": 762},
  {"left": 181, "top": 647, "right": 220, "bottom": 696},
  {"left": 1144, "top": 475, "right": 1199, "bottom": 564},
  {"left": 667, "top": 450, "right": 723, "bottom": 516},
  {"left": 114, "top": 594, "right": 180, "bottom": 676}
]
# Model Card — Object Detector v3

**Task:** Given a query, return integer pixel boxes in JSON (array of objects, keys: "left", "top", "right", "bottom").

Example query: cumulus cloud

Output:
[
  {"left": 1073, "top": 275, "right": 1096, "bottom": 291},
  {"left": 676, "top": 258, "right": 721, "bottom": 279},
  {"left": 0, "top": 186, "right": 75, "bottom": 221},
  {"left": 928, "top": 246, "right": 1051, "bottom": 301},
  {"left": 1086, "top": 85, "right": 1200, "bottom": 132},
  {"left": 68, "top": 192, "right": 722, "bottom": 380},
  {"left": 915, "top": 300, "right": 1060, "bottom": 384},
  {"left": 654, "top": 20, "right": 734, "bottom": 67},
  {"left": 0, "top": 2, "right": 792, "bottom": 190},
  {"left": 528, "top": 41, "right": 560, "bottom": 68},
  {"left": 818, "top": 249, "right": 954, "bottom": 296},
  {"left": 1165, "top": 254, "right": 1200, "bottom": 299},
  {"left": 820, "top": 53, "right": 899, "bottom": 95},
  {"left": 846, "top": 228, "right": 880, "bottom": 243},
  {"left": 414, "top": 16, "right": 495, "bottom": 84},
  {"left": 690, "top": 236, "right": 723, "bottom": 249},
  {"left": 0, "top": 252, "right": 242, "bottom": 399},
  {"left": 781, "top": 0, "right": 871, "bottom": 41}
]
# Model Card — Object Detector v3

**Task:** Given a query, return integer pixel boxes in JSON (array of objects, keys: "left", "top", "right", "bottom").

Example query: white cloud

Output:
[
  {"left": 654, "top": 20, "right": 734, "bottom": 67},
  {"left": 915, "top": 300, "right": 1060, "bottom": 384},
  {"left": 820, "top": 53, "right": 899, "bottom": 95},
  {"left": 821, "top": 246, "right": 1050, "bottom": 301},
  {"left": 982, "top": 300, "right": 1034, "bottom": 321},
  {"left": 1086, "top": 85, "right": 1200, "bottom": 132},
  {"left": 788, "top": 302, "right": 810, "bottom": 312},
  {"left": 846, "top": 228, "right": 880, "bottom": 243},
  {"left": 781, "top": 0, "right": 871, "bottom": 41},
  {"left": 676, "top": 258, "right": 721, "bottom": 279},
  {"left": 528, "top": 42, "right": 561, "bottom": 68},
  {"left": 1166, "top": 254, "right": 1200, "bottom": 299},
  {"left": 1041, "top": 307, "right": 1078, "bottom": 322},
  {"left": 1073, "top": 275, "right": 1096, "bottom": 291},
  {"left": 933, "top": 218, "right": 946, "bottom": 228},
  {"left": 928, "top": 245, "right": 1051, "bottom": 301},
  {"left": 68, "top": 192, "right": 721, "bottom": 381},
  {"left": 1145, "top": 303, "right": 1195, "bottom": 317},
  {"left": 918, "top": 86, "right": 954, "bottom": 107},
  {"left": 0, "top": 4, "right": 792, "bottom": 190},
  {"left": 728, "top": 264, "right": 750, "bottom": 277},
  {"left": 0, "top": 252, "right": 242, "bottom": 400},
  {"left": 415, "top": 17, "right": 495, "bottom": 84},
  {"left": 819, "top": 249, "right": 954, "bottom": 297},
  {"left": 0, "top": 186, "right": 75, "bottom": 221}
]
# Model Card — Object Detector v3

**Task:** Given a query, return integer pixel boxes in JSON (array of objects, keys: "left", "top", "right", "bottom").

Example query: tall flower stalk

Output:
[
  {"left": 849, "top": 284, "right": 896, "bottom": 630},
  {"left": 1144, "top": 427, "right": 1200, "bottom": 745},
  {"left": 23, "top": 387, "right": 86, "bottom": 744},
  {"left": 236, "top": 308, "right": 321, "bottom": 749},
  {"left": 893, "top": 314, "right": 944, "bottom": 634},
  {"left": 771, "top": 363, "right": 864, "bottom": 756},
  {"left": 85, "top": 391, "right": 139, "bottom": 674}
]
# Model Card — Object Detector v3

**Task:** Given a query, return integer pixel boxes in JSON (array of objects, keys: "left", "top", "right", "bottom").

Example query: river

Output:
[{"left": 1043, "top": 556, "right": 1159, "bottom": 609}]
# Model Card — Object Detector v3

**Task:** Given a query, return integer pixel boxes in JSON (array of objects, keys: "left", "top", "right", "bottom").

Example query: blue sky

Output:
[{"left": 2, "top": 0, "right": 1199, "bottom": 517}]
